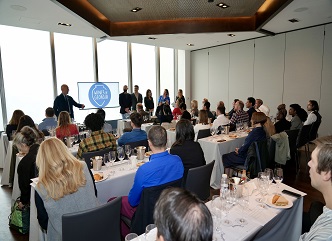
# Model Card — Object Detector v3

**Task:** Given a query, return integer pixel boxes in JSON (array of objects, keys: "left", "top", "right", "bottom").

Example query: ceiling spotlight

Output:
[
  {"left": 227, "top": 34, "right": 235, "bottom": 37},
  {"left": 288, "top": 18, "right": 299, "bottom": 23},
  {"left": 131, "top": 7, "right": 142, "bottom": 12},
  {"left": 148, "top": 37, "right": 157, "bottom": 40},
  {"left": 58, "top": 22, "right": 72, "bottom": 27},
  {"left": 187, "top": 43, "right": 194, "bottom": 46},
  {"left": 216, "top": 2, "right": 229, "bottom": 8}
]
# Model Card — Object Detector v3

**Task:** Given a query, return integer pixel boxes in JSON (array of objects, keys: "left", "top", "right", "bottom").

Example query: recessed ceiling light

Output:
[
  {"left": 187, "top": 43, "right": 194, "bottom": 46},
  {"left": 288, "top": 18, "right": 299, "bottom": 23},
  {"left": 131, "top": 7, "right": 142, "bottom": 12},
  {"left": 58, "top": 22, "right": 72, "bottom": 27},
  {"left": 148, "top": 37, "right": 157, "bottom": 40},
  {"left": 216, "top": 2, "right": 229, "bottom": 8},
  {"left": 227, "top": 34, "right": 236, "bottom": 37},
  {"left": 10, "top": 5, "right": 27, "bottom": 11}
]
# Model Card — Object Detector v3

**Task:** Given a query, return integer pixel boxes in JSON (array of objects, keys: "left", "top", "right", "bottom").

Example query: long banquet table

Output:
[
  {"left": 198, "top": 133, "right": 247, "bottom": 189},
  {"left": 29, "top": 157, "right": 146, "bottom": 241},
  {"left": 137, "top": 181, "right": 306, "bottom": 241}
]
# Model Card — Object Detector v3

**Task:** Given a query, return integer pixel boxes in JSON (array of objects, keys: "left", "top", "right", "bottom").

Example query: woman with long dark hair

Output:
[
  {"left": 144, "top": 89, "right": 154, "bottom": 113},
  {"left": 6, "top": 109, "right": 25, "bottom": 140}
]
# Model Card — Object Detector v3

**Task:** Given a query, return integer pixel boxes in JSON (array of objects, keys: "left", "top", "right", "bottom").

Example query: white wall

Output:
[{"left": 191, "top": 23, "right": 332, "bottom": 136}]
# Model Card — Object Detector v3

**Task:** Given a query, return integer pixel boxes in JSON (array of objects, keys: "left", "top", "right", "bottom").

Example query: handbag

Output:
[{"left": 8, "top": 197, "right": 30, "bottom": 234}]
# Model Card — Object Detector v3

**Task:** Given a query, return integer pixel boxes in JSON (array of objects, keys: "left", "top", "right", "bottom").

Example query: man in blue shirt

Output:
[
  {"left": 120, "top": 125, "right": 184, "bottom": 237},
  {"left": 38, "top": 107, "right": 57, "bottom": 132},
  {"left": 117, "top": 112, "right": 147, "bottom": 146}
]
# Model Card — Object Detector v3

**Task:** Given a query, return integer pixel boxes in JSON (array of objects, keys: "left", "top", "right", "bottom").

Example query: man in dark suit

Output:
[
  {"left": 53, "top": 84, "right": 85, "bottom": 119},
  {"left": 131, "top": 85, "right": 143, "bottom": 111},
  {"left": 119, "top": 85, "right": 132, "bottom": 119}
]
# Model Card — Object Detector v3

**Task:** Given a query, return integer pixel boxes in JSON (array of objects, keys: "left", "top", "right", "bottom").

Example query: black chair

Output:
[
  {"left": 309, "top": 119, "right": 321, "bottom": 142},
  {"left": 197, "top": 129, "right": 211, "bottom": 140},
  {"left": 81, "top": 148, "right": 112, "bottom": 168},
  {"left": 62, "top": 197, "right": 121, "bottom": 241},
  {"left": 185, "top": 160, "right": 215, "bottom": 201},
  {"left": 285, "top": 129, "right": 300, "bottom": 172},
  {"left": 129, "top": 178, "right": 182, "bottom": 235},
  {"left": 296, "top": 124, "right": 313, "bottom": 164}
]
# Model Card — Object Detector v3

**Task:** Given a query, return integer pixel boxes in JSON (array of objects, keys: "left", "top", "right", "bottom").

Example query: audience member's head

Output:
[
  {"left": 289, "top": 104, "right": 301, "bottom": 117},
  {"left": 179, "top": 103, "right": 187, "bottom": 111},
  {"left": 96, "top": 108, "right": 106, "bottom": 121},
  {"left": 146, "top": 89, "right": 152, "bottom": 98},
  {"left": 251, "top": 112, "right": 267, "bottom": 126},
  {"left": 45, "top": 107, "right": 55, "bottom": 118},
  {"left": 130, "top": 112, "right": 143, "bottom": 128},
  {"left": 203, "top": 101, "right": 211, "bottom": 111},
  {"left": 57, "top": 111, "right": 71, "bottom": 127},
  {"left": 173, "top": 119, "right": 195, "bottom": 147},
  {"left": 9, "top": 109, "right": 25, "bottom": 125},
  {"left": 163, "top": 89, "right": 169, "bottom": 97},
  {"left": 84, "top": 113, "right": 104, "bottom": 132},
  {"left": 136, "top": 103, "right": 144, "bottom": 112},
  {"left": 235, "top": 100, "right": 244, "bottom": 111},
  {"left": 198, "top": 110, "right": 209, "bottom": 125},
  {"left": 308, "top": 100, "right": 319, "bottom": 112},
  {"left": 217, "top": 101, "right": 225, "bottom": 108},
  {"left": 154, "top": 187, "right": 213, "bottom": 241},
  {"left": 202, "top": 98, "right": 208, "bottom": 105},
  {"left": 246, "top": 97, "right": 256, "bottom": 108},
  {"left": 191, "top": 100, "right": 198, "bottom": 110},
  {"left": 17, "top": 115, "right": 37, "bottom": 132},
  {"left": 264, "top": 118, "right": 276, "bottom": 137},
  {"left": 277, "top": 104, "right": 286, "bottom": 111},
  {"left": 276, "top": 108, "right": 287, "bottom": 121},
  {"left": 255, "top": 99, "right": 263, "bottom": 109},
  {"left": 216, "top": 106, "right": 226, "bottom": 116},
  {"left": 134, "top": 85, "right": 139, "bottom": 93},
  {"left": 148, "top": 126, "right": 167, "bottom": 150},
  {"left": 232, "top": 99, "right": 239, "bottom": 108},
  {"left": 13, "top": 126, "right": 38, "bottom": 152}
]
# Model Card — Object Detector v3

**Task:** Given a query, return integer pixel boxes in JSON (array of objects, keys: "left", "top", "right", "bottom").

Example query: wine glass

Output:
[
  {"left": 117, "top": 147, "right": 125, "bottom": 162},
  {"left": 236, "top": 123, "right": 242, "bottom": 132},
  {"left": 255, "top": 172, "right": 269, "bottom": 203},
  {"left": 264, "top": 168, "right": 274, "bottom": 185},
  {"left": 125, "top": 233, "right": 138, "bottom": 241},
  {"left": 236, "top": 196, "right": 249, "bottom": 225},
  {"left": 210, "top": 127, "right": 216, "bottom": 136},
  {"left": 145, "top": 224, "right": 156, "bottom": 240},
  {"left": 220, "top": 191, "right": 233, "bottom": 226},
  {"left": 104, "top": 153, "right": 110, "bottom": 169},
  {"left": 211, "top": 196, "right": 223, "bottom": 234},
  {"left": 273, "top": 168, "right": 284, "bottom": 194},
  {"left": 125, "top": 145, "right": 132, "bottom": 161}
]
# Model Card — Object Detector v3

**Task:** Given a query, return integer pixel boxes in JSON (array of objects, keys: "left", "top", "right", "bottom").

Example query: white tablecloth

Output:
[
  {"left": 29, "top": 157, "right": 147, "bottom": 241},
  {"left": 0, "top": 132, "right": 8, "bottom": 168},
  {"left": 117, "top": 119, "right": 132, "bottom": 136},
  {"left": 137, "top": 182, "right": 306, "bottom": 241},
  {"left": 198, "top": 133, "right": 247, "bottom": 189},
  {"left": 166, "top": 129, "right": 176, "bottom": 148},
  {"left": 1, "top": 141, "right": 13, "bottom": 186},
  {"left": 141, "top": 123, "right": 154, "bottom": 134}
]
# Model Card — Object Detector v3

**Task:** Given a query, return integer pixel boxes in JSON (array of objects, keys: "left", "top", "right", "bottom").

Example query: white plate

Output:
[
  {"left": 265, "top": 195, "right": 293, "bottom": 209},
  {"left": 92, "top": 172, "right": 108, "bottom": 183}
]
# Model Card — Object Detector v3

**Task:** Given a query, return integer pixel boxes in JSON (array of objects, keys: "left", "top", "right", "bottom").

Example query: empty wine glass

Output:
[
  {"left": 273, "top": 168, "right": 283, "bottom": 194},
  {"left": 264, "top": 168, "right": 274, "bottom": 185},
  {"left": 255, "top": 172, "right": 269, "bottom": 203},
  {"left": 104, "top": 153, "right": 110, "bottom": 169},
  {"left": 236, "top": 123, "right": 242, "bottom": 132},
  {"left": 125, "top": 233, "right": 138, "bottom": 241},
  {"left": 125, "top": 145, "right": 132, "bottom": 161},
  {"left": 117, "top": 147, "right": 125, "bottom": 162},
  {"left": 220, "top": 191, "right": 233, "bottom": 226},
  {"left": 210, "top": 127, "right": 216, "bottom": 136},
  {"left": 109, "top": 151, "right": 116, "bottom": 166},
  {"left": 145, "top": 224, "right": 156, "bottom": 240},
  {"left": 236, "top": 196, "right": 249, "bottom": 225}
]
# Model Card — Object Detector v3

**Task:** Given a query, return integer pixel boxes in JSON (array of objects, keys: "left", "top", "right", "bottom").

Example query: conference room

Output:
[{"left": 1, "top": 0, "right": 332, "bottom": 240}]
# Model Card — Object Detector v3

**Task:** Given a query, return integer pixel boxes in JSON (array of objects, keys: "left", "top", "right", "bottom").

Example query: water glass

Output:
[
  {"left": 125, "top": 145, "right": 132, "bottom": 161},
  {"left": 109, "top": 151, "right": 116, "bottom": 166},
  {"left": 273, "top": 168, "right": 284, "bottom": 194},
  {"left": 125, "top": 233, "right": 138, "bottom": 241},
  {"left": 264, "top": 168, "right": 274, "bottom": 185},
  {"left": 104, "top": 153, "right": 110, "bottom": 168},
  {"left": 117, "top": 147, "right": 125, "bottom": 162}
]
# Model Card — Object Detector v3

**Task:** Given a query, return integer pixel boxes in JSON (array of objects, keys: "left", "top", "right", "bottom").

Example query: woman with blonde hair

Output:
[
  {"left": 193, "top": 110, "right": 210, "bottom": 141},
  {"left": 6, "top": 109, "right": 25, "bottom": 140},
  {"left": 190, "top": 100, "right": 199, "bottom": 117},
  {"left": 55, "top": 111, "right": 79, "bottom": 140},
  {"left": 35, "top": 138, "right": 98, "bottom": 241}
]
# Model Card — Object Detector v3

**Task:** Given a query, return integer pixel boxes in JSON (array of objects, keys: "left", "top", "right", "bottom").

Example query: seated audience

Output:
[
  {"left": 154, "top": 188, "right": 213, "bottom": 241},
  {"left": 156, "top": 103, "right": 173, "bottom": 123},
  {"left": 144, "top": 89, "right": 154, "bottom": 114},
  {"left": 300, "top": 136, "right": 332, "bottom": 240},
  {"left": 96, "top": 108, "right": 112, "bottom": 133},
  {"left": 119, "top": 126, "right": 184, "bottom": 237},
  {"left": 55, "top": 111, "right": 79, "bottom": 140},
  {"left": 229, "top": 100, "right": 249, "bottom": 130},
  {"left": 212, "top": 106, "right": 229, "bottom": 129},
  {"left": 246, "top": 97, "right": 257, "bottom": 123},
  {"left": 77, "top": 113, "right": 116, "bottom": 158},
  {"left": 194, "top": 110, "right": 210, "bottom": 141},
  {"left": 175, "top": 89, "right": 185, "bottom": 104},
  {"left": 264, "top": 117, "right": 276, "bottom": 138},
  {"left": 274, "top": 108, "right": 291, "bottom": 133},
  {"left": 255, "top": 98, "right": 270, "bottom": 116},
  {"left": 35, "top": 138, "right": 98, "bottom": 241},
  {"left": 190, "top": 100, "right": 199, "bottom": 117},
  {"left": 172, "top": 99, "right": 183, "bottom": 120},
  {"left": 304, "top": 100, "right": 322, "bottom": 126},
  {"left": 222, "top": 112, "right": 267, "bottom": 177},
  {"left": 289, "top": 104, "right": 306, "bottom": 130},
  {"left": 117, "top": 112, "right": 147, "bottom": 146},
  {"left": 228, "top": 98, "right": 239, "bottom": 119},
  {"left": 203, "top": 101, "right": 214, "bottom": 121},
  {"left": 136, "top": 103, "right": 150, "bottom": 120},
  {"left": 6, "top": 109, "right": 25, "bottom": 140},
  {"left": 179, "top": 103, "right": 191, "bottom": 120},
  {"left": 170, "top": 119, "right": 205, "bottom": 181},
  {"left": 38, "top": 107, "right": 57, "bottom": 132},
  {"left": 13, "top": 126, "right": 40, "bottom": 208}
]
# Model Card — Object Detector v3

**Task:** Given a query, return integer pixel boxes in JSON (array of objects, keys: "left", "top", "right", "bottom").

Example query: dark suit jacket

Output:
[
  {"left": 131, "top": 93, "right": 143, "bottom": 110},
  {"left": 119, "top": 92, "right": 132, "bottom": 114},
  {"left": 53, "top": 94, "right": 82, "bottom": 119},
  {"left": 181, "top": 110, "right": 191, "bottom": 120}
]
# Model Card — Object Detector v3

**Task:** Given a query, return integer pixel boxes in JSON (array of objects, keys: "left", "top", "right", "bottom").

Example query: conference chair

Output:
[
  {"left": 285, "top": 129, "right": 300, "bottom": 173},
  {"left": 185, "top": 160, "right": 215, "bottom": 201},
  {"left": 81, "top": 147, "right": 112, "bottom": 168},
  {"left": 196, "top": 129, "right": 211, "bottom": 140},
  {"left": 62, "top": 197, "right": 121, "bottom": 241},
  {"left": 296, "top": 124, "right": 313, "bottom": 166}
]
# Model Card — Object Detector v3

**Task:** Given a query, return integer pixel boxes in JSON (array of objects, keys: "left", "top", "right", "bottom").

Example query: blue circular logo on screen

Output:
[{"left": 88, "top": 83, "right": 111, "bottom": 108}]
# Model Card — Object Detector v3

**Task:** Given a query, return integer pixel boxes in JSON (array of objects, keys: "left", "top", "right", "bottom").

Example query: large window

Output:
[
  {"left": 54, "top": 33, "right": 95, "bottom": 123},
  {"left": 97, "top": 39, "right": 128, "bottom": 120},
  {"left": 0, "top": 25, "right": 53, "bottom": 125},
  {"left": 132, "top": 43, "right": 157, "bottom": 110},
  {"left": 160, "top": 47, "right": 175, "bottom": 106},
  {"left": 178, "top": 50, "right": 186, "bottom": 100}
]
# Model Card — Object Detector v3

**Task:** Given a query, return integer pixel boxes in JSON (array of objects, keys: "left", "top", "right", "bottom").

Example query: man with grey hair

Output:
[
  {"left": 300, "top": 136, "right": 332, "bottom": 240},
  {"left": 154, "top": 188, "right": 213, "bottom": 241}
]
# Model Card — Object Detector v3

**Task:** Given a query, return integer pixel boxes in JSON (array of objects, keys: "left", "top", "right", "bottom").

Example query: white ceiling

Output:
[{"left": 0, "top": 0, "right": 331, "bottom": 50}]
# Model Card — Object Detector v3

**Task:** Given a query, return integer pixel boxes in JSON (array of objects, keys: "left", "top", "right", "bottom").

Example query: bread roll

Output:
[
  {"left": 272, "top": 195, "right": 280, "bottom": 204},
  {"left": 93, "top": 173, "right": 103, "bottom": 181}
]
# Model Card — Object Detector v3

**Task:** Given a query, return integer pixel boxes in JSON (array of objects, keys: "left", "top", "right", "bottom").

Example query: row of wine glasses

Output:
[{"left": 256, "top": 168, "right": 284, "bottom": 203}]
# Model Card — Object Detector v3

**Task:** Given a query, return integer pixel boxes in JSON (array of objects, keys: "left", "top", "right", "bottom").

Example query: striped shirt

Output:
[
  {"left": 77, "top": 130, "right": 117, "bottom": 158},
  {"left": 230, "top": 109, "right": 249, "bottom": 125},
  {"left": 299, "top": 206, "right": 332, "bottom": 241}
]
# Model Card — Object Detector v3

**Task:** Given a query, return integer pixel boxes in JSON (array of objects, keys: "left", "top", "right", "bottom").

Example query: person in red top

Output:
[
  {"left": 172, "top": 99, "right": 183, "bottom": 120},
  {"left": 55, "top": 111, "right": 79, "bottom": 140}
]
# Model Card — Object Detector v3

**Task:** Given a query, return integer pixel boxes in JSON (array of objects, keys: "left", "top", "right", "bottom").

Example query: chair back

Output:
[
  {"left": 197, "top": 129, "right": 211, "bottom": 140},
  {"left": 309, "top": 119, "right": 321, "bottom": 141},
  {"left": 62, "top": 197, "right": 121, "bottom": 241},
  {"left": 185, "top": 160, "right": 215, "bottom": 201},
  {"left": 244, "top": 140, "right": 270, "bottom": 178},
  {"left": 81, "top": 148, "right": 112, "bottom": 168},
  {"left": 285, "top": 129, "right": 300, "bottom": 160},
  {"left": 296, "top": 124, "right": 313, "bottom": 148},
  {"left": 130, "top": 178, "right": 182, "bottom": 235}
]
